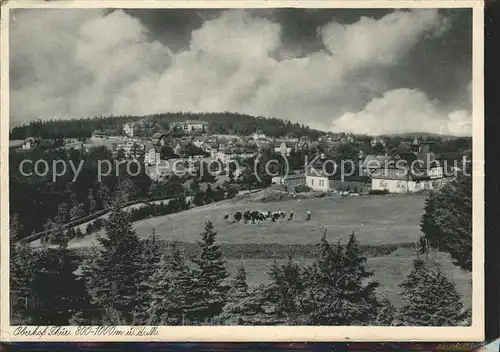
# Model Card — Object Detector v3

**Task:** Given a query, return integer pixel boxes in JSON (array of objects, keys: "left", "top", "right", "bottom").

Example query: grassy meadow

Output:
[
  {"left": 64, "top": 191, "right": 471, "bottom": 311},
  {"left": 67, "top": 193, "right": 428, "bottom": 248}
]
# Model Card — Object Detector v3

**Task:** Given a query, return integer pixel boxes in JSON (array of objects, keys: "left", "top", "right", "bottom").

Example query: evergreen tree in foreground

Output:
[
  {"left": 133, "top": 230, "right": 162, "bottom": 324},
  {"left": 28, "top": 246, "right": 91, "bottom": 325},
  {"left": 148, "top": 241, "right": 200, "bottom": 325},
  {"left": 397, "top": 259, "right": 469, "bottom": 326},
  {"left": 230, "top": 262, "right": 249, "bottom": 299},
  {"left": 218, "top": 264, "right": 274, "bottom": 325},
  {"left": 82, "top": 203, "right": 143, "bottom": 324},
  {"left": 10, "top": 214, "right": 36, "bottom": 321},
  {"left": 420, "top": 162, "right": 472, "bottom": 271},
  {"left": 191, "top": 221, "right": 229, "bottom": 322},
  {"left": 265, "top": 257, "right": 304, "bottom": 322},
  {"left": 298, "top": 232, "right": 391, "bottom": 325}
]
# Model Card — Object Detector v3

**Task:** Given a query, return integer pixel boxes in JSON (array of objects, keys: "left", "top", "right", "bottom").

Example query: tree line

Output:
[{"left": 9, "top": 112, "right": 324, "bottom": 140}]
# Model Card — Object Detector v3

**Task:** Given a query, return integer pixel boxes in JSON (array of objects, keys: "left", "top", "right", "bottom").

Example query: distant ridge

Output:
[{"left": 9, "top": 111, "right": 325, "bottom": 140}]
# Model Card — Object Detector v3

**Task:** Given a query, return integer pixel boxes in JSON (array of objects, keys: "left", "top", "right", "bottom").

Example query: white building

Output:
[
  {"left": 123, "top": 123, "right": 135, "bottom": 137},
  {"left": 144, "top": 144, "right": 161, "bottom": 165},
  {"left": 274, "top": 141, "right": 293, "bottom": 156},
  {"left": 306, "top": 170, "right": 330, "bottom": 191},
  {"left": 172, "top": 120, "right": 207, "bottom": 133},
  {"left": 91, "top": 130, "right": 108, "bottom": 140},
  {"left": 22, "top": 137, "right": 35, "bottom": 150}
]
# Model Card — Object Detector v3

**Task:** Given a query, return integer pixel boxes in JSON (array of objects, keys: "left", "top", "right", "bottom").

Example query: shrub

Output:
[
  {"left": 294, "top": 184, "right": 311, "bottom": 193},
  {"left": 369, "top": 189, "right": 389, "bottom": 195}
]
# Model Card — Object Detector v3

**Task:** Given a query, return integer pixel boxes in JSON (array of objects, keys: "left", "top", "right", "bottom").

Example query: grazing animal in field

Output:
[
  {"left": 306, "top": 211, "right": 311, "bottom": 221},
  {"left": 288, "top": 211, "right": 294, "bottom": 220},
  {"left": 250, "top": 210, "right": 260, "bottom": 223},
  {"left": 271, "top": 212, "right": 280, "bottom": 222},
  {"left": 224, "top": 214, "right": 230, "bottom": 220},
  {"left": 234, "top": 211, "right": 242, "bottom": 222},
  {"left": 243, "top": 211, "right": 251, "bottom": 223}
]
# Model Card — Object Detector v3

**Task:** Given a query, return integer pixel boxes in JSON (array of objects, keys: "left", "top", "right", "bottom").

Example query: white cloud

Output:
[
  {"left": 321, "top": 9, "right": 441, "bottom": 66},
  {"left": 10, "top": 8, "right": 460, "bottom": 134},
  {"left": 332, "top": 88, "right": 472, "bottom": 136}
]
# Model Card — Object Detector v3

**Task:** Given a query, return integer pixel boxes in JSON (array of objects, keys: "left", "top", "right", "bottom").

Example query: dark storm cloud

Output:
[{"left": 10, "top": 8, "right": 473, "bottom": 135}]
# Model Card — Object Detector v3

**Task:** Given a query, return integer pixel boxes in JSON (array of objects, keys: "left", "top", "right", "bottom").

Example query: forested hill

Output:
[{"left": 9, "top": 112, "right": 325, "bottom": 140}]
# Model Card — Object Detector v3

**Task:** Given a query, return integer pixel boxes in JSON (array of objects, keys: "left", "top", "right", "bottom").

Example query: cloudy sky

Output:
[{"left": 10, "top": 8, "right": 472, "bottom": 135}]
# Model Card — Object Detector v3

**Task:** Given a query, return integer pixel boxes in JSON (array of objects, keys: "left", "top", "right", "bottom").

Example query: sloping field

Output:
[
  {"left": 224, "top": 248, "right": 472, "bottom": 310},
  {"left": 68, "top": 194, "right": 427, "bottom": 248}
]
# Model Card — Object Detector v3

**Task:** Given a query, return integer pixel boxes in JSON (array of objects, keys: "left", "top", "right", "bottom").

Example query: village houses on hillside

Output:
[{"left": 369, "top": 137, "right": 447, "bottom": 193}]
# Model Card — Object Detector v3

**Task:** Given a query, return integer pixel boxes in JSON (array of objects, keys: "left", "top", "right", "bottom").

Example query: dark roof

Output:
[
  {"left": 151, "top": 132, "right": 167, "bottom": 139},
  {"left": 283, "top": 174, "right": 306, "bottom": 180},
  {"left": 328, "top": 175, "right": 371, "bottom": 183}
]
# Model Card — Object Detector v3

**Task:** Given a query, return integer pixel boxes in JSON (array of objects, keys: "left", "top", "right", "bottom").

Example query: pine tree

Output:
[
  {"left": 75, "top": 227, "right": 84, "bottom": 239},
  {"left": 230, "top": 262, "right": 249, "bottom": 299},
  {"left": 228, "top": 168, "right": 235, "bottom": 184},
  {"left": 265, "top": 257, "right": 304, "bottom": 320},
  {"left": 82, "top": 203, "right": 143, "bottom": 323},
  {"left": 204, "top": 184, "right": 214, "bottom": 204},
  {"left": 213, "top": 185, "right": 225, "bottom": 202},
  {"left": 28, "top": 246, "right": 91, "bottom": 325},
  {"left": 191, "top": 221, "right": 229, "bottom": 321},
  {"left": 420, "top": 164, "right": 472, "bottom": 271},
  {"left": 86, "top": 223, "right": 94, "bottom": 236},
  {"left": 397, "top": 259, "right": 469, "bottom": 326},
  {"left": 217, "top": 264, "right": 277, "bottom": 325},
  {"left": 44, "top": 217, "right": 69, "bottom": 248},
  {"left": 133, "top": 230, "right": 162, "bottom": 324},
  {"left": 69, "top": 194, "right": 85, "bottom": 221},
  {"left": 88, "top": 188, "right": 97, "bottom": 213},
  {"left": 148, "top": 241, "right": 200, "bottom": 325},
  {"left": 298, "top": 232, "right": 387, "bottom": 325},
  {"left": 193, "top": 190, "right": 205, "bottom": 206},
  {"left": 10, "top": 214, "right": 36, "bottom": 321},
  {"left": 55, "top": 202, "right": 70, "bottom": 224},
  {"left": 226, "top": 186, "right": 238, "bottom": 199}
]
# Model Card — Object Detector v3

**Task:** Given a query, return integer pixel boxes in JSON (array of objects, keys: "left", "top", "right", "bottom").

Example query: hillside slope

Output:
[{"left": 66, "top": 193, "right": 427, "bottom": 249}]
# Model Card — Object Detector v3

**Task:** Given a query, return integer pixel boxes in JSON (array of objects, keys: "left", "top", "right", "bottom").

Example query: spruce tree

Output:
[
  {"left": 230, "top": 262, "right": 249, "bottom": 298},
  {"left": 191, "top": 221, "right": 229, "bottom": 321},
  {"left": 218, "top": 276, "right": 273, "bottom": 325},
  {"left": 75, "top": 227, "right": 84, "bottom": 239},
  {"left": 88, "top": 188, "right": 97, "bottom": 213},
  {"left": 44, "top": 217, "right": 69, "bottom": 248},
  {"left": 82, "top": 203, "right": 143, "bottom": 323},
  {"left": 69, "top": 194, "right": 85, "bottom": 221},
  {"left": 420, "top": 163, "right": 472, "bottom": 271},
  {"left": 193, "top": 190, "right": 205, "bottom": 206},
  {"left": 397, "top": 259, "right": 469, "bottom": 326},
  {"left": 10, "top": 214, "right": 36, "bottom": 321},
  {"left": 298, "top": 232, "right": 387, "bottom": 325},
  {"left": 204, "top": 184, "right": 214, "bottom": 204},
  {"left": 133, "top": 230, "right": 162, "bottom": 324},
  {"left": 265, "top": 257, "right": 304, "bottom": 320},
  {"left": 28, "top": 246, "right": 90, "bottom": 325},
  {"left": 148, "top": 241, "right": 199, "bottom": 325}
]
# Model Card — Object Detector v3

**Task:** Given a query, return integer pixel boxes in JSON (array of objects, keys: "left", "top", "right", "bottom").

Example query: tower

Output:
[{"left": 411, "top": 136, "right": 420, "bottom": 154}]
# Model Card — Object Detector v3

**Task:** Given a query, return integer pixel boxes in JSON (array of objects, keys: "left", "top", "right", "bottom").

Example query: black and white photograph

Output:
[{"left": 1, "top": 0, "right": 484, "bottom": 342}]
